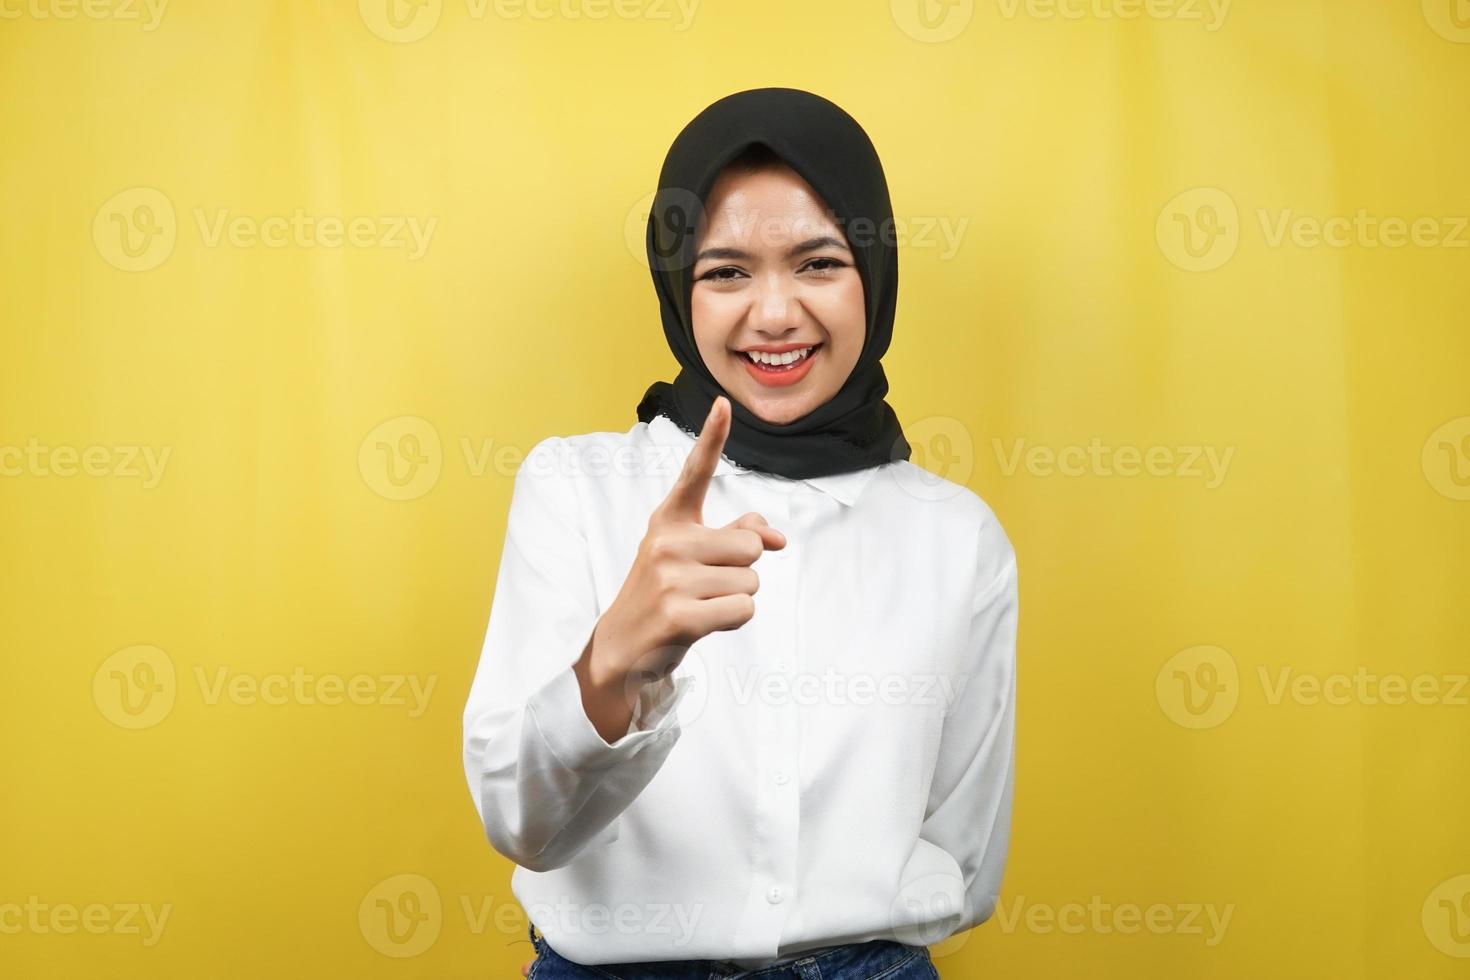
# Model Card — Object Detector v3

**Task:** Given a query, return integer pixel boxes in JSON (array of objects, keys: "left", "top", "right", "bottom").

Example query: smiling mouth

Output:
[
  {"left": 735, "top": 343, "right": 823, "bottom": 387},
  {"left": 737, "top": 343, "right": 822, "bottom": 370}
]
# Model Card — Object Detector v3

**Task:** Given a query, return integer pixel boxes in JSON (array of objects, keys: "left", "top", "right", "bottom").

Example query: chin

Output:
[{"left": 741, "top": 392, "right": 821, "bottom": 426}]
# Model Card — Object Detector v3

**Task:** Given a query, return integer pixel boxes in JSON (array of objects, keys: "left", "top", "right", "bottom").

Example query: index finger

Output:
[{"left": 655, "top": 395, "right": 730, "bottom": 524}]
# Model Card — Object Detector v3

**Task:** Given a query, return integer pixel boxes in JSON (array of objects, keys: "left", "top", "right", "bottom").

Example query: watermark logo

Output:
[
  {"left": 1422, "top": 416, "right": 1470, "bottom": 501},
  {"left": 893, "top": 415, "right": 976, "bottom": 502},
  {"left": 626, "top": 187, "right": 708, "bottom": 272},
  {"left": 1157, "top": 187, "right": 1239, "bottom": 272},
  {"left": 93, "top": 187, "right": 176, "bottom": 273},
  {"left": 890, "top": 0, "right": 974, "bottom": 43},
  {"left": 359, "top": 416, "right": 443, "bottom": 501},
  {"left": 359, "top": 874, "right": 442, "bottom": 957},
  {"left": 1424, "top": 874, "right": 1470, "bottom": 957},
  {"left": 1422, "top": 0, "right": 1470, "bottom": 43},
  {"left": 890, "top": 868, "right": 970, "bottom": 949},
  {"left": 93, "top": 645, "right": 177, "bottom": 730},
  {"left": 1156, "top": 645, "right": 1238, "bottom": 730},
  {"left": 359, "top": 0, "right": 442, "bottom": 42}
]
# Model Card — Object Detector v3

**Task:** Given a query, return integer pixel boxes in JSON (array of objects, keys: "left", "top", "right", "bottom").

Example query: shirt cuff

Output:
[{"left": 526, "top": 661, "right": 690, "bottom": 773}]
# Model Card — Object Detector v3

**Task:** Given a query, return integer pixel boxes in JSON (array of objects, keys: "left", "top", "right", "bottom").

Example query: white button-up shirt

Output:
[{"left": 462, "top": 413, "right": 1017, "bottom": 969}]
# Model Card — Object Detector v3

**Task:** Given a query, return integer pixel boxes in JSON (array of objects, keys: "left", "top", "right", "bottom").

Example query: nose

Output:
[{"left": 748, "top": 273, "right": 802, "bottom": 336}]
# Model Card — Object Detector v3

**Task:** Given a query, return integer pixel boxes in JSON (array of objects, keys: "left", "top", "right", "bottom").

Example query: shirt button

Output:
[
  {"left": 766, "top": 886, "right": 784, "bottom": 904},
  {"left": 775, "top": 660, "right": 788, "bottom": 673},
  {"left": 773, "top": 770, "right": 789, "bottom": 785}
]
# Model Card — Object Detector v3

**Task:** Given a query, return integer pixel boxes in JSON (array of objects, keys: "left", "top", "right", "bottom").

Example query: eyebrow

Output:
[{"left": 694, "top": 235, "right": 850, "bottom": 265}]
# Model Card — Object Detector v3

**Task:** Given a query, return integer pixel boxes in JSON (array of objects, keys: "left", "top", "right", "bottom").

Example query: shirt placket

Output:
[{"left": 730, "top": 477, "right": 802, "bottom": 957}]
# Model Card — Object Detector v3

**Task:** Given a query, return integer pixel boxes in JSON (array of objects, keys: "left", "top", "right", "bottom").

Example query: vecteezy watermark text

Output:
[
  {"left": 0, "top": 897, "right": 171, "bottom": 946},
  {"left": 93, "top": 187, "right": 437, "bottom": 272},
  {"left": 0, "top": 439, "right": 171, "bottom": 488},
  {"left": 1157, "top": 645, "right": 1470, "bottom": 730},
  {"left": 94, "top": 645, "right": 437, "bottom": 729},
  {"left": 993, "top": 437, "right": 1234, "bottom": 488},
  {"left": 357, "top": 873, "right": 707, "bottom": 958},
  {"left": 1158, "top": 187, "right": 1470, "bottom": 272},
  {"left": 0, "top": 0, "right": 167, "bottom": 29},
  {"left": 996, "top": 0, "right": 1230, "bottom": 31},
  {"left": 359, "top": 0, "right": 702, "bottom": 43},
  {"left": 992, "top": 894, "right": 1235, "bottom": 946}
]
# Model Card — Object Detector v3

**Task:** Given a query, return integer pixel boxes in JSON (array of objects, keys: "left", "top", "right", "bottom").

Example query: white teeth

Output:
[{"left": 745, "top": 346, "right": 813, "bottom": 366}]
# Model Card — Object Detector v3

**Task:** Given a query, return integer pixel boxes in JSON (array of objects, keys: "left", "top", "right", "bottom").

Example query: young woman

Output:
[{"left": 463, "top": 87, "right": 1017, "bottom": 980}]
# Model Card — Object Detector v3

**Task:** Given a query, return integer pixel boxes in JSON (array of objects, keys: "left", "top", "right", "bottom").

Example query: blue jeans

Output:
[{"left": 526, "top": 922, "right": 940, "bottom": 979}]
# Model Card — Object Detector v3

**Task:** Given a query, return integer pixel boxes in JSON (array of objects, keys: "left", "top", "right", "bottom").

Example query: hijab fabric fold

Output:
[{"left": 635, "top": 87, "right": 911, "bottom": 480}]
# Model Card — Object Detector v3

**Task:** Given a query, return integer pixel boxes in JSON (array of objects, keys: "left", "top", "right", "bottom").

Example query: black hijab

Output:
[{"left": 635, "top": 87, "right": 911, "bottom": 480}]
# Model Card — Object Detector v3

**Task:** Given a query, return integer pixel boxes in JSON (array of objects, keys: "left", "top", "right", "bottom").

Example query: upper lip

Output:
[{"left": 736, "top": 342, "right": 822, "bottom": 354}]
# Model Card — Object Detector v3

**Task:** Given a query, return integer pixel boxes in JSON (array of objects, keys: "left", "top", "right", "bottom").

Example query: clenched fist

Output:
[{"left": 573, "top": 396, "right": 785, "bottom": 741}]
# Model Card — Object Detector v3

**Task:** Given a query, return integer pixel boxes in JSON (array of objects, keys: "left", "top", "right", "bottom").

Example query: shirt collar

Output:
[{"left": 644, "top": 413, "right": 882, "bottom": 508}]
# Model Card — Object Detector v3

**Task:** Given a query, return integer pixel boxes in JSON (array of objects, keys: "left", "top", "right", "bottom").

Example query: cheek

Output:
[
  {"left": 815, "top": 275, "right": 866, "bottom": 356},
  {"left": 690, "top": 292, "right": 736, "bottom": 359}
]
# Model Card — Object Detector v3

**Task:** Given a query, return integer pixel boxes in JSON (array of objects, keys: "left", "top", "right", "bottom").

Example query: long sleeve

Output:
[
  {"left": 462, "top": 436, "right": 693, "bottom": 873},
  {"left": 918, "top": 527, "right": 1018, "bottom": 934}
]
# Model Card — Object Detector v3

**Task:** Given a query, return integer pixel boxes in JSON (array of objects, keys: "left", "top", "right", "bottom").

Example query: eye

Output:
[
  {"left": 802, "top": 257, "right": 847, "bottom": 275},
  {"left": 699, "top": 266, "right": 747, "bottom": 283}
]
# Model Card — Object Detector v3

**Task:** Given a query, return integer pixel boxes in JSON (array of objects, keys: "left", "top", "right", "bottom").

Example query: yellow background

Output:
[{"left": 2, "top": 1, "right": 1468, "bottom": 977}]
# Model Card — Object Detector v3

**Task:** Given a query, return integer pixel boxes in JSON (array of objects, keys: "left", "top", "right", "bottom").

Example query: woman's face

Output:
[{"left": 690, "top": 163, "right": 865, "bottom": 426}]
